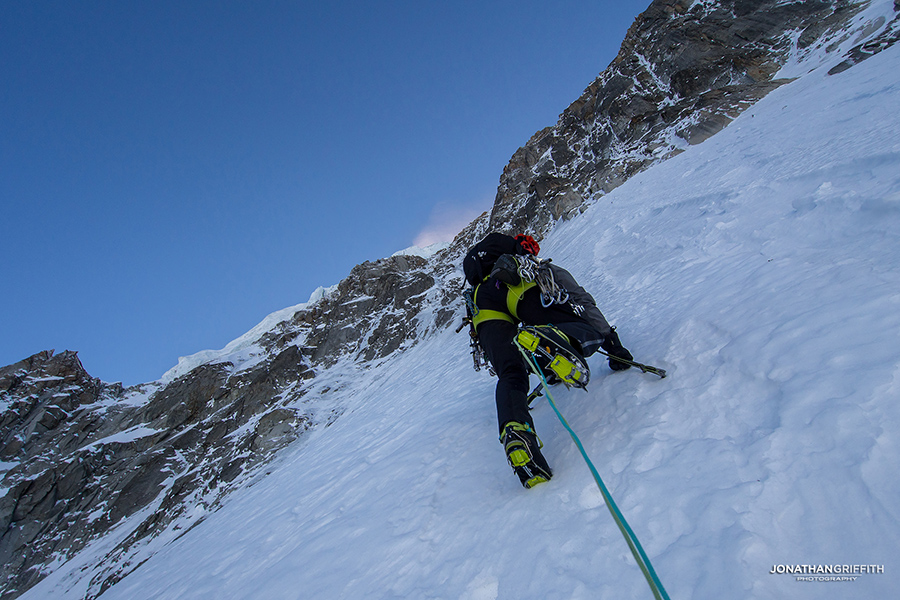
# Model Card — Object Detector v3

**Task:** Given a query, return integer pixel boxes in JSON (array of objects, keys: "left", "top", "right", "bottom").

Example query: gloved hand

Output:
[{"left": 600, "top": 328, "right": 633, "bottom": 371}]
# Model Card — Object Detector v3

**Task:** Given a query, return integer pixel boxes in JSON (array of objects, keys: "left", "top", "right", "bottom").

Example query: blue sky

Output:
[{"left": 1, "top": 1, "right": 651, "bottom": 385}]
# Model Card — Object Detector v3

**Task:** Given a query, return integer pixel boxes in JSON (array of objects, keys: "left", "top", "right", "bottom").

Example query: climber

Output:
[{"left": 463, "top": 232, "right": 633, "bottom": 488}]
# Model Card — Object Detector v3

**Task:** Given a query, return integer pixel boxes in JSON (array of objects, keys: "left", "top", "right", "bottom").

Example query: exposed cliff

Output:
[
  {"left": 2, "top": 1, "right": 897, "bottom": 597},
  {"left": 489, "top": 0, "right": 900, "bottom": 235},
  {"left": 0, "top": 249, "right": 455, "bottom": 599}
]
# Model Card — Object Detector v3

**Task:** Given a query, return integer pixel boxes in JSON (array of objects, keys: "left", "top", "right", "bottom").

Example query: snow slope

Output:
[{"left": 28, "top": 38, "right": 900, "bottom": 600}]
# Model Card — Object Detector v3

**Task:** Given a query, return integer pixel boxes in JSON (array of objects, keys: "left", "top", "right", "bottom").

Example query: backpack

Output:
[{"left": 463, "top": 233, "right": 538, "bottom": 286}]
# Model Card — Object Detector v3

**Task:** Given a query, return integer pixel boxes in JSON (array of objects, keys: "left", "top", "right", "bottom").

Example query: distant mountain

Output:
[{"left": 2, "top": 1, "right": 897, "bottom": 598}]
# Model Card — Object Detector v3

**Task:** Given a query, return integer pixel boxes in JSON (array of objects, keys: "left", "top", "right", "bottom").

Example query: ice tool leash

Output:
[{"left": 514, "top": 331, "right": 671, "bottom": 600}]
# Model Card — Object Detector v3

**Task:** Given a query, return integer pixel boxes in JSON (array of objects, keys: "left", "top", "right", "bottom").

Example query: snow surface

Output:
[
  {"left": 776, "top": 0, "right": 900, "bottom": 79},
  {"left": 392, "top": 241, "right": 451, "bottom": 259},
  {"left": 27, "top": 34, "right": 900, "bottom": 600},
  {"left": 76, "top": 426, "right": 161, "bottom": 452}
]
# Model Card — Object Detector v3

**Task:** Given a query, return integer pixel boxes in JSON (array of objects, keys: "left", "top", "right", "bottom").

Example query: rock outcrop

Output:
[
  {"left": 0, "top": 348, "right": 313, "bottom": 599},
  {"left": 0, "top": 250, "right": 456, "bottom": 599},
  {"left": 2, "top": 1, "right": 897, "bottom": 598},
  {"left": 488, "top": 0, "right": 898, "bottom": 236}
]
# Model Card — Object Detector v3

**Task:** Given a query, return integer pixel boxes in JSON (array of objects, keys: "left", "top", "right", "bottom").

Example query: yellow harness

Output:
[{"left": 471, "top": 279, "right": 537, "bottom": 329}]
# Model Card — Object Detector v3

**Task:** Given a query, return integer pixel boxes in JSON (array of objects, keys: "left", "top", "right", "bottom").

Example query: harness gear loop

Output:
[
  {"left": 461, "top": 288, "right": 490, "bottom": 371},
  {"left": 535, "top": 261, "right": 569, "bottom": 307},
  {"left": 513, "top": 255, "right": 570, "bottom": 307}
]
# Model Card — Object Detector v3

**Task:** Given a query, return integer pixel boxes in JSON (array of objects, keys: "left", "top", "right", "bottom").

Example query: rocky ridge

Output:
[
  {"left": 0, "top": 249, "right": 459, "bottom": 600},
  {"left": 2, "top": 1, "right": 898, "bottom": 598},
  {"left": 489, "top": 0, "right": 900, "bottom": 235}
]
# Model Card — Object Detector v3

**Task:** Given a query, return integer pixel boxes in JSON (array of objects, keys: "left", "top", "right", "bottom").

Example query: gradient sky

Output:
[{"left": 2, "top": 1, "right": 652, "bottom": 385}]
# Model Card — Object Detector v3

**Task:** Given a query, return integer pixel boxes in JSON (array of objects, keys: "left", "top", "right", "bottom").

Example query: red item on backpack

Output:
[{"left": 515, "top": 234, "right": 540, "bottom": 256}]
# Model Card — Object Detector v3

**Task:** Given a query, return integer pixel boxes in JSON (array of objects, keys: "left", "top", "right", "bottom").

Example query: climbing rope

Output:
[{"left": 516, "top": 342, "right": 671, "bottom": 600}]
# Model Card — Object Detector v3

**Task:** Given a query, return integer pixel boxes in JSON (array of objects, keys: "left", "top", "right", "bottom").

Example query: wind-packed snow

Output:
[
  {"left": 27, "top": 40, "right": 900, "bottom": 600},
  {"left": 392, "top": 241, "right": 452, "bottom": 259}
]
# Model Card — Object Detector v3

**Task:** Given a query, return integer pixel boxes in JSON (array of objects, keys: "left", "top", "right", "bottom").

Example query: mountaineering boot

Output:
[
  {"left": 515, "top": 325, "right": 590, "bottom": 388},
  {"left": 501, "top": 422, "right": 552, "bottom": 488}
]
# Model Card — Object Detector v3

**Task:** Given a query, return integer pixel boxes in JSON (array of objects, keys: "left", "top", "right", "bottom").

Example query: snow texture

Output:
[
  {"left": 392, "top": 241, "right": 451, "bottom": 259},
  {"left": 25, "top": 34, "right": 900, "bottom": 600}
]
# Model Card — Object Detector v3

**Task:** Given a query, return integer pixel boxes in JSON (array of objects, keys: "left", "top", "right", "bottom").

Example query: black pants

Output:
[
  {"left": 475, "top": 278, "right": 603, "bottom": 434},
  {"left": 478, "top": 319, "right": 532, "bottom": 434}
]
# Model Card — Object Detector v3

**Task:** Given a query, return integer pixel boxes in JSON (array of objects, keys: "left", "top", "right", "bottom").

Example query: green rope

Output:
[{"left": 517, "top": 343, "right": 671, "bottom": 600}]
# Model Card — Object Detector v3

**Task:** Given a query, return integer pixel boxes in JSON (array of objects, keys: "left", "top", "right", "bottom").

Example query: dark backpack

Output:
[{"left": 463, "top": 233, "right": 534, "bottom": 286}]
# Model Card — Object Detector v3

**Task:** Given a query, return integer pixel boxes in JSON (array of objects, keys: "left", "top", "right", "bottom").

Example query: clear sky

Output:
[{"left": 1, "top": 1, "right": 651, "bottom": 386}]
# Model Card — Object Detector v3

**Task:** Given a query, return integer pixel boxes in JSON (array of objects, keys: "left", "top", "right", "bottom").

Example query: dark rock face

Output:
[
  {"left": 0, "top": 252, "right": 453, "bottom": 599},
  {"left": 488, "top": 0, "right": 893, "bottom": 236},
  {"left": 2, "top": 1, "right": 896, "bottom": 598},
  {"left": 304, "top": 254, "right": 436, "bottom": 363},
  {"left": 0, "top": 349, "right": 315, "bottom": 599}
]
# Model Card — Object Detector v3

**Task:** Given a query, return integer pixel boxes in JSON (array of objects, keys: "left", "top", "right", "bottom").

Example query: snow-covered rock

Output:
[{"left": 2, "top": 1, "right": 899, "bottom": 598}]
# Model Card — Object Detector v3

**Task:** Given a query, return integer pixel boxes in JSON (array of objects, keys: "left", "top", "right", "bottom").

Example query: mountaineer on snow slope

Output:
[{"left": 462, "top": 232, "right": 634, "bottom": 488}]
